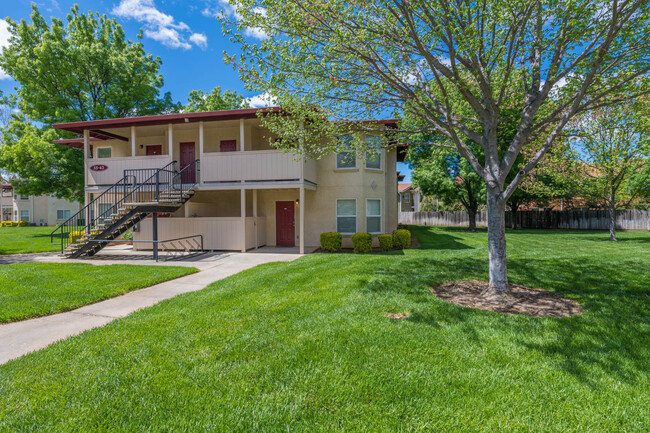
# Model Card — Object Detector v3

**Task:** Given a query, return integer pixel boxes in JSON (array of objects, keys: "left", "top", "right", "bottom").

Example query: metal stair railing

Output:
[
  {"left": 50, "top": 175, "right": 136, "bottom": 253},
  {"left": 172, "top": 159, "right": 200, "bottom": 198}
]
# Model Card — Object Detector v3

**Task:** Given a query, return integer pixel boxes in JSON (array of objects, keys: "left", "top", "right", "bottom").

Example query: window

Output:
[
  {"left": 404, "top": 193, "right": 410, "bottom": 203},
  {"left": 20, "top": 195, "right": 29, "bottom": 200},
  {"left": 365, "top": 136, "right": 382, "bottom": 170},
  {"left": 13, "top": 210, "right": 17, "bottom": 221},
  {"left": 366, "top": 199, "right": 382, "bottom": 234},
  {"left": 336, "top": 135, "right": 356, "bottom": 169},
  {"left": 57, "top": 209, "right": 71, "bottom": 220},
  {"left": 20, "top": 210, "right": 29, "bottom": 222},
  {"left": 336, "top": 199, "right": 357, "bottom": 234},
  {"left": 96, "top": 147, "right": 112, "bottom": 159}
]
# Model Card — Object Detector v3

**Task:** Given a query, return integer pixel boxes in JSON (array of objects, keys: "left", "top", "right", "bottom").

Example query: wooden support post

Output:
[
  {"left": 241, "top": 188, "right": 246, "bottom": 253},
  {"left": 83, "top": 130, "right": 90, "bottom": 233},
  {"left": 299, "top": 186, "right": 305, "bottom": 254},
  {"left": 199, "top": 121, "right": 204, "bottom": 184},
  {"left": 239, "top": 118, "right": 245, "bottom": 152},
  {"left": 131, "top": 126, "right": 136, "bottom": 157},
  {"left": 168, "top": 124, "right": 173, "bottom": 164}
]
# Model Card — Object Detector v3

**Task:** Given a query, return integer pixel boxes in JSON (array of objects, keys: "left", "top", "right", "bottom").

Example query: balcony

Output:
[
  {"left": 86, "top": 155, "right": 171, "bottom": 186},
  {"left": 200, "top": 150, "right": 317, "bottom": 184}
]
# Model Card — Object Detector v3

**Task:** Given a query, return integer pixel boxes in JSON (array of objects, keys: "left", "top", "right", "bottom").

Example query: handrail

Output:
[
  {"left": 50, "top": 174, "right": 136, "bottom": 252},
  {"left": 50, "top": 160, "right": 181, "bottom": 254}
]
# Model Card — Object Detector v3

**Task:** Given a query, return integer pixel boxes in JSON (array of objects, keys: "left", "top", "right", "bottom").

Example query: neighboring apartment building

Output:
[
  {"left": 53, "top": 108, "right": 401, "bottom": 253},
  {"left": 0, "top": 183, "right": 81, "bottom": 226},
  {"left": 398, "top": 183, "right": 422, "bottom": 212}
]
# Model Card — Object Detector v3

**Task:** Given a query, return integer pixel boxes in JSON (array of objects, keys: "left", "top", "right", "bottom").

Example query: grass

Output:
[
  {"left": 0, "top": 263, "right": 197, "bottom": 323},
  {"left": 0, "top": 227, "right": 649, "bottom": 432},
  {"left": 0, "top": 226, "right": 61, "bottom": 254}
]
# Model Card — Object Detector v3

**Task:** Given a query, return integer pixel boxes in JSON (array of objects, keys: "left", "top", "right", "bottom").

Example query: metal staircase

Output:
[{"left": 51, "top": 160, "right": 200, "bottom": 258}]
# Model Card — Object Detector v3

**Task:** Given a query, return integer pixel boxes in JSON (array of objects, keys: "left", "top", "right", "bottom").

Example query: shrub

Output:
[
  {"left": 351, "top": 232, "right": 372, "bottom": 253},
  {"left": 122, "top": 230, "right": 133, "bottom": 241},
  {"left": 378, "top": 234, "right": 393, "bottom": 251},
  {"left": 1, "top": 221, "right": 16, "bottom": 227},
  {"left": 17, "top": 221, "right": 28, "bottom": 227},
  {"left": 69, "top": 230, "right": 84, "bottom": 244},
  {"left": 320, "top": 232, "right": 342, "bottom": 252},
  {"left": 393, "top": 229, "right": 412, "bottom": 249}
]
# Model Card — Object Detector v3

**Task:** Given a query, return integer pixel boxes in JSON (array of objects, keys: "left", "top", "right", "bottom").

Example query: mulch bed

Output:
[{"left": 431, "top": 280, "right": 583, "bottom": 317}]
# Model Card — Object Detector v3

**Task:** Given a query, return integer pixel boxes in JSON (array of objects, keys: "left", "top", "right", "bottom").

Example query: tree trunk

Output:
[
  {"left": 486, "top": 187, "right": 509, "bottom": 294},
  {"left": 510, "top": 203, "right": 519, "bottom": 229},
  {"left": 468, "top": 208, "right": 477, "bottom": 231},
  {"left": 609, "top": 188, "right": 617, "bottom": 241}
]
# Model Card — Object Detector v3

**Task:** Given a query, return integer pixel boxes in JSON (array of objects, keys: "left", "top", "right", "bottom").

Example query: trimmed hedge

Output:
[
  {"left": 393, "top": 229, "right": 411, "bottom": 249},
  {"left": 351, "top": 232, "right": 372, "bottom": 253},
  {"left": 1, "top": 221, "right": 28, "bottom": 227},
  {"left": 320, "top": 232, "right": 342, "bottom": 252},
  {"left": 378, "top": 234, "right": 393, "bottom": 251}
]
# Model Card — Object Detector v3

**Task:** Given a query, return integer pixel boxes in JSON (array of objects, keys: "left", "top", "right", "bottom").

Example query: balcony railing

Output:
[
  {"left": 87, "top": 155, "right": 171, "bottom": 186},
  {"left": 201, "top": 150, "right": 316, "bottom": 183}
]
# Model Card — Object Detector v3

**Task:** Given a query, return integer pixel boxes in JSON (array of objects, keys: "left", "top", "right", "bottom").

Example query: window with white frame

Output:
[
  {"left": 366, "top": 199, "right": 382, "bottom": 233},
  {"left": 404, "top": 193, "right": 410, "bottom": 203},
  {"left": 57, "top": 209, "right": 71, "bottom": 220},
  {"left": 365, "top": 136, "right": 382, "bottom": 170},
  {"left": 20, "top": 209, "right": 29, "bottom": 222},
  {"left": 336, "top": 135, "right": 356, "bottom": 169},
  {"left": 336, "top": 199, "right": 357, "bottom": 234},
  {"left": 13, "top": 210, "right": 17, "bottom": 221},
  {"left": 96, "top": 147, "right": 112, "bottom": 158}
]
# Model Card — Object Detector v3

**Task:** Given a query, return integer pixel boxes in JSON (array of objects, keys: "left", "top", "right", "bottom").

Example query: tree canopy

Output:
[
  {"left": 0, "top": 5, "right": 180, "bottom": 202},
  {"left": 184, "top": 86, "right": 249, "bottom": 112},
  {"left": 223, "top": 0, "right": 650, "bottom": 293}
]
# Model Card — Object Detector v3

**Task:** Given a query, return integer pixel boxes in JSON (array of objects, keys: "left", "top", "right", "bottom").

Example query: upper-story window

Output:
[
  {"left": 404, "top": 193, "right": 410, "bottom": 203},
  {"left": 336, "top": 135, "right": 356, "bottom": 169},
  {"left": 96, "top": 147, "right": 112, "bottom": 159},
  {"left": 365, "top": 135, "right": 382, "bottom": 170}
]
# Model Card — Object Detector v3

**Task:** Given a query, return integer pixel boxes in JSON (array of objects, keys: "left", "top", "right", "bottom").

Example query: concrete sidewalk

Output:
[{"left": 0, "top": 252, "right": 302, "bottom": 365}]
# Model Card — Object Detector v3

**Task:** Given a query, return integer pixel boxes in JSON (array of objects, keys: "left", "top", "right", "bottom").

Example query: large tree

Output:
[
  {"left": 0, "top": 5, "right": 179, "bottom": 201},
  {"left": 409, "top": 145, "right": 485, "bottom": 231},
  {"left": 222, "top": 0, "right": 650, "bottom": 294},
  {"left": 184, "top": 86, "right": 249, "bottom": 112},
  {"left": 567, "top": 102, "right": 650, "bottom": 240}
]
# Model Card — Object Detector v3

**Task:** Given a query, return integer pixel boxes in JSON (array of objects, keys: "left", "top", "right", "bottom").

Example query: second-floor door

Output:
[{"left": 180, "top": 142, "right": 196, "bottom": 183}]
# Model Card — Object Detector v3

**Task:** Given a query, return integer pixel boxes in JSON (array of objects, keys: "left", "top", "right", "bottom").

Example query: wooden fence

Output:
[{"left": 399, "top": 210, "right": 650, "bottom": 230}]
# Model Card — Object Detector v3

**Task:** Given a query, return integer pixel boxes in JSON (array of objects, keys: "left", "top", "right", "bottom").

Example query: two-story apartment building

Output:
[
  {"left": 53, "top": 108, "right": 400, "bottom": 255},
  {"left": 0, "top": 182, "right": 81, "bottom": 226}
]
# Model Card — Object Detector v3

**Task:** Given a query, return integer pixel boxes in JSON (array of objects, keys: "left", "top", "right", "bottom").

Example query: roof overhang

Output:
[{"left": 52, "top": 107, "right": 284, "bottom": 135}]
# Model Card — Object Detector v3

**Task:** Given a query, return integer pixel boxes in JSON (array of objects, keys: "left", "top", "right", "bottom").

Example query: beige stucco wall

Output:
[{"left": 6, "top": 192, "right": 80, "bottom": 225}]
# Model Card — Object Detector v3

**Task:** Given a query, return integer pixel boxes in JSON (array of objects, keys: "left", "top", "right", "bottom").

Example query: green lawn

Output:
[
  {"left": 0, "top": 227, "right": 649, "bottom": 431},
  {"left": 0, "top": 226, "right": 60, "bottom": 254},
  {"left": 0, "top": 263, "right": 197, "bottom": 323}
]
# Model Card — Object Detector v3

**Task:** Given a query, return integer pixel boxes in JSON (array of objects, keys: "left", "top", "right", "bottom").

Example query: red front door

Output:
[
  {"left": 276, "top": 201, "right": 295, "bottom": 246},
  {"left": 146, "top": 145, "right": 162, "bottom": 156},
  {"left": 220, "top": 140, "right": 237, "bottom": 152},
  {"left": 180, "top": 142, "right": 196, "bottom": 183}
]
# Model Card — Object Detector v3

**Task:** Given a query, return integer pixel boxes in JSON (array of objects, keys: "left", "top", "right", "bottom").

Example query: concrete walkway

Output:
[{"left": 0, "top": 251, "right": 303, "bottom": 365}]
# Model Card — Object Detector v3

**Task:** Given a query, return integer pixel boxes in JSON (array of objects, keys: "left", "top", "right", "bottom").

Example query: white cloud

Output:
[
  {"left": 189, "top": 33, "right": 208, "bottom": 49},
  {"left": 0, "top": 19, "right": 12, "bottom": 80},
  {"left": 204, "top": 0, "right": 268, "bottom": 40},
  {"left": 245, "top": 91, "right": 276, "bottom": 108},
  {"left": 112, "top": 0, "right": 206, "bottom": 49}
]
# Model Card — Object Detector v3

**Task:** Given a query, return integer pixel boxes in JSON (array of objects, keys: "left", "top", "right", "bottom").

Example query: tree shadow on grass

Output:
[
  {"left": 361, "top": 253, "right": 650, "bottom": 388},
  {"left": 410, "top": 226, "right": 475, "bottom": 250}
]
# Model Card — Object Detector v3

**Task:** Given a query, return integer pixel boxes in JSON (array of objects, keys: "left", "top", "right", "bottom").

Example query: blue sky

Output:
[{"left": 0, "top": 0, "right": 411, "bottom": 181}]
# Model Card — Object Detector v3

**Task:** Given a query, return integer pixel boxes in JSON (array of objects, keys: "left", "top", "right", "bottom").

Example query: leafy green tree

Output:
[
  {"left": 184, "top": 86, "right": 249, "bottom": 112},
  {"left": 0, "top": 5, "right": 180, "bottom": 201},
  {"left": 410, "top": 145, "right": 485, "bottom": 231},
  {"left": 223, "top": 0, "right": 650, "bottom": 295},
  {"left": 567, "top": 102, "right": 650, "bottom": 241}
]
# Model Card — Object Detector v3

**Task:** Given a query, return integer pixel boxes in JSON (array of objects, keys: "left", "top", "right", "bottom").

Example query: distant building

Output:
[
  {"left": 398, "top": 183, "right": 422, "bottom": 212},
  {"left": 0, "top": 182, "right": 81, "bottom": 226}
]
